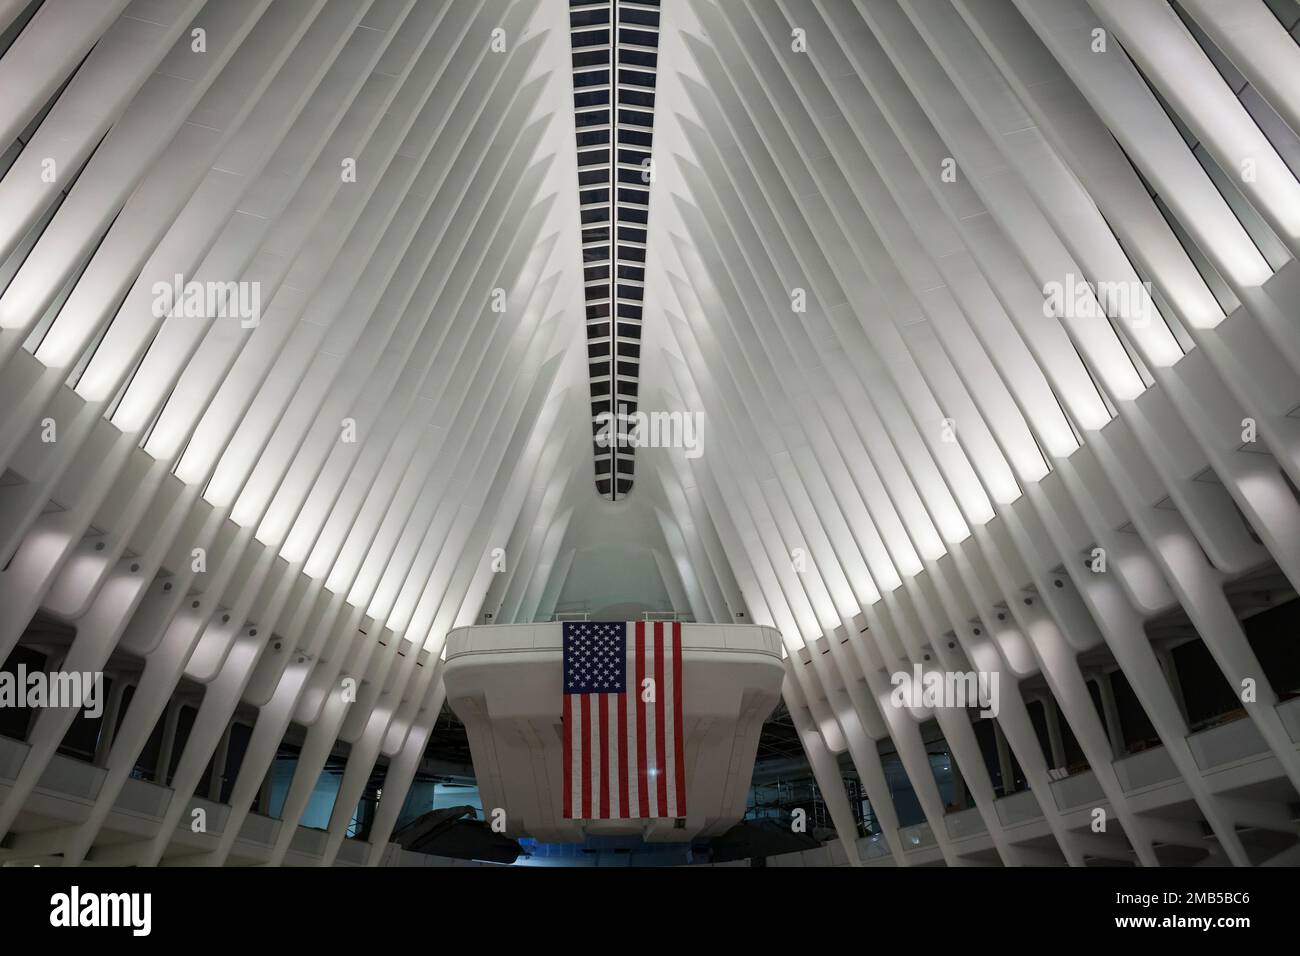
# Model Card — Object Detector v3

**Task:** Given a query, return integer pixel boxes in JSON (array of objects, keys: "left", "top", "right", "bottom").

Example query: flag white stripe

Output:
[
  {"left": 644, "top": 629, "right": 658, "bottom": 818},
  {"left": 664, "top": 625, "right": 678, "bottom": 817},
  {"left": 606, "top": 691, "right": 619, "bottom": 818},
  {"left": 570, "top": 695, "right": 583, "bottom": 818},
  {"left": 590, "top": 694, "right": 601, "bottom": 819},
  {"left": 626, "top": 639, "right": 639, "bottom": 817}
]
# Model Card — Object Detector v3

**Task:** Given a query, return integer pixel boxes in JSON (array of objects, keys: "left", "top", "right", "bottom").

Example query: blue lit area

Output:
[{"left": 514, "top": 836, "right": 701, "bottom": 868}]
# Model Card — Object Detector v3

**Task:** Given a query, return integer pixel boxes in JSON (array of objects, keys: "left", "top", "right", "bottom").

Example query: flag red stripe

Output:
[
  {"left": 563, "top": 692, "right": 572, "bottom": 818},
  {"left": 673, "top": 621, "right": 686, "bottom": 813},
  {"left": 617, "top": 688, "right": 629, "bottom": 817},
  {"left": 654, "top": 621, "right": 669, "bottom": 815},
  {"left": 635, "top": 620, "right": 649, "bottom": 817},
  {"left": 580, "top": 694, "right": 592, "bottom": 818},
  {"left": 598, "top": 692, "right": 610, "bottom": 819}
]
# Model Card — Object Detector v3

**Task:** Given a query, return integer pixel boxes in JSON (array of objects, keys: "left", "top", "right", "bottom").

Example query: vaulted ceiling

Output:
[{"left": 0, "top": 0, "right": 1298, "bottom": 866}]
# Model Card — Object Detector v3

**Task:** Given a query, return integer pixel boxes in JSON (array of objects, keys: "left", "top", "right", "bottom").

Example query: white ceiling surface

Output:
[{"left": 0, "top": 0, "right": 1295, "bottom": 868}]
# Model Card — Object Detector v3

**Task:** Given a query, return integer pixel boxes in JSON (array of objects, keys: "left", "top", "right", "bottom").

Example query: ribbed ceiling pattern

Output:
[
  {"left": 0, "top": 0, "right": 590, "bottom": 866},
  {"left": 632, "top": 0, "right": 1300, "bottom": 867},
  {"left": 0, "top": 0, "right": 1298, "bottom": 869}
]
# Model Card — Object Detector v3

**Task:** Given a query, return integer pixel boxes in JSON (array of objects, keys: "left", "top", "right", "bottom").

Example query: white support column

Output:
[
  {"left": 93, "top": 675, "right": 128, "bottom": 767},
  {"left": 208, "top": 722, "right": 233, "bottom": 803},
  {"left": 154, "top": 700, "right": 182, "bottom": 789},
  {"left": 993, "top": 721, "right": 1015, "bottom": 795},
  {"left": 1093, "top": 671, "right": 1125, "bottom": 761}
]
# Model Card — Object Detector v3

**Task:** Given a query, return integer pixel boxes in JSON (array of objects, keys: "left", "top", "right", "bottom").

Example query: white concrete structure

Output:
[
  {"left": 0, "top": 0, "right": 1297, "bottom": 867},
  {"left": 443, "top": 621, "right": 783, "bottom": 843}
]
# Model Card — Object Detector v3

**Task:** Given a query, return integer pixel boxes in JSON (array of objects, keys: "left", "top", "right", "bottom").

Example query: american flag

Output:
[{"left": 562, "top": 621, "right": 686, "bottom": 819}]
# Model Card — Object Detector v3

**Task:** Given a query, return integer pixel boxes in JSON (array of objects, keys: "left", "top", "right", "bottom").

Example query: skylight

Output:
[{"left": 569, "top": 0, "right": 661, "bottom": 500}]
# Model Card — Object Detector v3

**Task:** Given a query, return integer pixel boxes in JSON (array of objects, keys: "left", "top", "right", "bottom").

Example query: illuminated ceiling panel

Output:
[
  {"left": 0, "top": 0, "right": 1296, "bottom": 873},
  {"left": 569, "top": 0, "right": 660, "bottom": 500}
]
